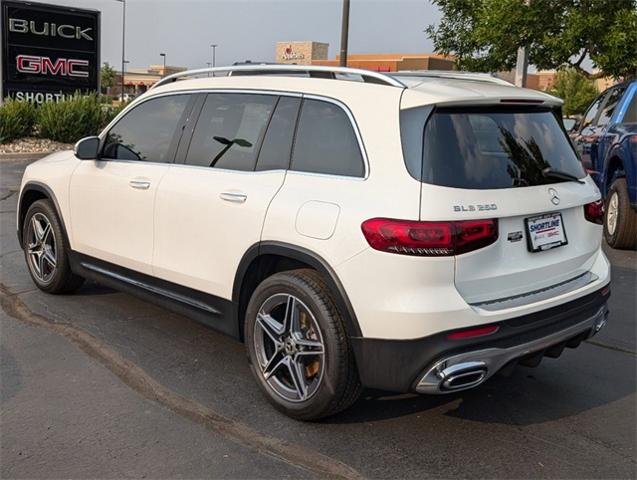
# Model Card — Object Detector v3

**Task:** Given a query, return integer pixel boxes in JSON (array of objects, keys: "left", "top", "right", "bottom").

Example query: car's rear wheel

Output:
[
  {"left": 604, "top": 178, "right": 637, "bottom": 250},
  {"left": 245, "top": 269, "right": 361, "bottom": 421},
  {"left": 23, "top": 199, "right": 84, "bottom": 293}
]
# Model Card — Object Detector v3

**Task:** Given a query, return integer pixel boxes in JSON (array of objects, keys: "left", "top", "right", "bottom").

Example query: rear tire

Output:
[
  {"left": 22, "top": 199, "right": 84, "bottom": 294},
  {"left": 604, "top": 178, "right": 637, "bottom": 250},
  {"left": 245, "top": 269, "right": 361, "bottom": 421}
]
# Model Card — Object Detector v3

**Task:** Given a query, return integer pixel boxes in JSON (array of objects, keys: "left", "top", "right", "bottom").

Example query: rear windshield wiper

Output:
[{"left": 542, "top": 167, "right": 585, "bottom": 184}]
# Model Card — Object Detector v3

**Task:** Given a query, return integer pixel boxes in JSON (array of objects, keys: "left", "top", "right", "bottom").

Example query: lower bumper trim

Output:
[{"left": 414, "top": 304, "right": 608, "bottom": 394}]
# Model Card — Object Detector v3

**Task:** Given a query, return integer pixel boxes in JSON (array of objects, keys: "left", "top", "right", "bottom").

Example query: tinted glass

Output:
[
  {"left": 421, "top": 108, "right": 585, "bottom": 189},
  {"left": 597, "top": 88, "right": 625, "bottom": 126},
  {"left": 623, "top": 91, "right": 637, "bottom": 123},
  {"left": 256, "top": 97, "right": 301, "bottom": 171},
  {"left": 291, "top": 99, "right": 364, "bottom": 177},
  {"left": 582, "top": 94, "right": 605, "bottom": 128},
  {"left": 186, "top": 93, "right": 276, "bottom": 171},
  {"left": 102, "top": 95, "right": 190, "bottom": 162}
]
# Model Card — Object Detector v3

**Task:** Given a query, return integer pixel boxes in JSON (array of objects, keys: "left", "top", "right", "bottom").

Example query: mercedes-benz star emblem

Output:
[{"left": 548, "top": 188, "right": 560, "bottom": 205}]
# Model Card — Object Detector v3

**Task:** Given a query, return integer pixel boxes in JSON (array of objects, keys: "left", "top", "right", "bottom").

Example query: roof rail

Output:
[
  {"left": 151, "top": 65, "right": 407, "bottom": 90},
  {"left": 391, "top": 70, "right": 513, "bottom": 86}
]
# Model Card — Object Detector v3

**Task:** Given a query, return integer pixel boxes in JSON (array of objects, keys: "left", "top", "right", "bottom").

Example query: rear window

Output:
[{"left": 403, "top": 107, "right": 585, "bottom": 189}]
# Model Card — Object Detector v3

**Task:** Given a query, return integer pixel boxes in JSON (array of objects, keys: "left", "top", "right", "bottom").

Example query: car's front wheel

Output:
[
  {"left": 245, "top": 269, "right": 361, "bottom": 421},
  {"left": 604, "top": 178, "right": 637, "bottom": 250},
  {"left": 23, "top": 199, "right": 85, "bottom": 293}
]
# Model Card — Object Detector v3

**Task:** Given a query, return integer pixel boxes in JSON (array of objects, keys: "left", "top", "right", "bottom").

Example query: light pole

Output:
[
  {"left": 122, "top": 60, "right": 129, "bottom": 98},
  {"left": 160, "top": 53, "right": 166, "bottom": 76},
  {"left": 339, "top": 0, "right": 350, "bottom": 67},
  {"left": 114, "top": 0, "right": 126, "bottom": 99},
  {"left": 206, "top": 62, "right": 212, "bottom": 77},
  {"left": 210, "top": 44, "right": 218, "bottom": 76}
]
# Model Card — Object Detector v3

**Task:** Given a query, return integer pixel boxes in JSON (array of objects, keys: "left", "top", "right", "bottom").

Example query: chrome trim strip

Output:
[
  {"left": 415, "top": 304, "right": 608, "bottom": 394},
  {"left": 470, "top": 271, "right": 598, "bottom": 311},
  {"left": 80, "top": 262, "right": 221, "bottom": 316},
  {"left": 151, "top": 65, "right": 408, "bottom": 90}
]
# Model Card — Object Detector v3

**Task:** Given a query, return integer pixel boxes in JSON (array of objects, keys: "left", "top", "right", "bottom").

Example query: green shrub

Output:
[
  {"left": 37, "top": 93, "right": 110, "bottom": 143},
  {"left": 0, "top": 98, "right": 36, "bottom": 143},
  {"left": 101, "top": 101, "right": 128, "bottom": 128}
]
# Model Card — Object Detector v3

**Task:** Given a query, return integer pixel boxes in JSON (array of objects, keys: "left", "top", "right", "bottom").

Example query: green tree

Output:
[
  {"left": 548, "top": 68, "right": 599, "bottom": 116},
  {"left": 426, "top": 0, "right": 637, "bottom": 80},
  {"left": 100, "top": 62, "right": 116, "bottom": 91}
]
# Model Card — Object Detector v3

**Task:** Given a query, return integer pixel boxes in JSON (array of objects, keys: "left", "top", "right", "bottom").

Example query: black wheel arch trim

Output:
[
  {"left": 233, "top": 241, "right": 363, "bottom": 338},
  {"left": 17, "top": 181, "right": 71, "bottom": 249}
]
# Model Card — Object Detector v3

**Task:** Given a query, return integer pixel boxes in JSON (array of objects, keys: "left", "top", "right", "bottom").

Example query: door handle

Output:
[
  {"left": 220, "top": 192, "right": 247, "bottom": 203},
  {"left": 129, "top": 179, "right": 151, "bottom": 190}
]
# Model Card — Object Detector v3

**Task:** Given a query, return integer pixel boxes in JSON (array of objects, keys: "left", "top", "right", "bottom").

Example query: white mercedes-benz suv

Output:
[{"left": 17, "top": 66, "right": 611, "bottom": 420}]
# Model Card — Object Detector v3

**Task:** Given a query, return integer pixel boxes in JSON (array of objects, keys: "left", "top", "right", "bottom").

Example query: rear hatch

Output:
[{"left": 402, "top": 102, "right": 603, "bottom": 305}]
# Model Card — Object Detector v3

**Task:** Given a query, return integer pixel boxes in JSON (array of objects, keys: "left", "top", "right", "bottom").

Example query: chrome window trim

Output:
[{"left": 99, "top": 88, "right": 370, "bottom": 181}]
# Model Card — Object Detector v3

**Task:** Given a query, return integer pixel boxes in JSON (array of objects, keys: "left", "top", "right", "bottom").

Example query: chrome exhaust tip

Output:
[{"left": 438, "top": 361, "right": 488, "bottom": 392}]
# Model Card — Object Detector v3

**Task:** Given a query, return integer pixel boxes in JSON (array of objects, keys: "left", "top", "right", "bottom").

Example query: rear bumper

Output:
[{"left": 350, "top": 285, "right": 610, "bottom": 393}]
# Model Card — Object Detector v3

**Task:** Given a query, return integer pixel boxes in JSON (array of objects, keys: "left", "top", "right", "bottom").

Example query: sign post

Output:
[{"left": 1, "top": 0, "right": 100, "bottom": 104}]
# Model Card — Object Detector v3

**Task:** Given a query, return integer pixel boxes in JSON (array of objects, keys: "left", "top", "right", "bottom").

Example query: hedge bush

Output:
[
  {"left": 0, "top": 98, "right": 36, "bottom": 143},
  {"left": 37, "top": 93, "right": 112, "bottom": 144}
]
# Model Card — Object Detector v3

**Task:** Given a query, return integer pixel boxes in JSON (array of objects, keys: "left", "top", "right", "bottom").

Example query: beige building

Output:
[
  {"left": 275, "top": 41, "right": 329, "bottom": 65},
  {"left": 113, "top": 64, "right": 187, "bottom": 96},
  {"left": 313, "top": 53, "right": 455, "bottom": 72}
]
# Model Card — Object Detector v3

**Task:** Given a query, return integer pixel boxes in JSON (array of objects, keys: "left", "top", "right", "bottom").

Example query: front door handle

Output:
[
  {"left": 129, "top": 179, "right": 151, "bottom": 190},
  {"left": 220, "top": 192, "right": 247, "bottom": 203}
]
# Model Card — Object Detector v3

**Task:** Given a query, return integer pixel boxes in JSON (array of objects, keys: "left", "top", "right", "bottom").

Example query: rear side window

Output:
[
  {"left": 291, "top": 99, "right": 365, "bottom": 177},
  {"left": 409, "top": 107, "right": 585, "bottom": 189},
  {"left": 256, "top": 97, "right": 301, "bottom": 171},
  {"left": 102, "top": 94, "right": 191, "bottom": 162},
  {"left": 186, "top": 93, "right": 276, "bottom": 171}
]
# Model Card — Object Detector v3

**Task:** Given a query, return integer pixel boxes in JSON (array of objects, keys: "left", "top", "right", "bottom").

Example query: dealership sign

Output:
[{"left": 1, "top": 0, "right": 100, "bottom": 103}]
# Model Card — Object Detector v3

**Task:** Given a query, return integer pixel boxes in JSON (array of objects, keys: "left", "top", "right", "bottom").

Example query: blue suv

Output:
[{"left": 573, "top": 81, "right": 637, "bottom": 249}]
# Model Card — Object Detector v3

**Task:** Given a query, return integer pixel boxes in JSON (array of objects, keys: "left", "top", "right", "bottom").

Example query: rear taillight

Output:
[
  {"left": 361, "top": 218, "right": 498, "bottom": 256},
  {"left": 584, "top": 200, "right": 604, "bottom": 225}
]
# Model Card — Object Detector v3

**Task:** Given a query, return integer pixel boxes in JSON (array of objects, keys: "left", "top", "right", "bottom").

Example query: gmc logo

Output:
[
  {"left": 9, "top": 18, "right": 93, "bottom": 41},
  {"left": 16, "top": 55, "right": 89, "bottom": 78}
]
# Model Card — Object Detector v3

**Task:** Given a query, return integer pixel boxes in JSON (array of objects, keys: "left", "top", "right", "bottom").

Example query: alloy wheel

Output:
[
  {"left": 253, "top": 293, "right": 325, "bottom": 403},
  {"left": 27, "top": 212, "right": 57, "bottom": 283},
  {"left": 606, "top": 192, "right": 619, "bottom": 236}
]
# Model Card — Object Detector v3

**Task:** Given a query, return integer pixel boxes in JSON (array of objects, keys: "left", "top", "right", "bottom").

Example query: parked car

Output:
[
  {"left": 17, "top": 65, "right": 611, "bottom": 420},
  {"left": 572, "top": 81, "right": 637, "bottom": 249}
]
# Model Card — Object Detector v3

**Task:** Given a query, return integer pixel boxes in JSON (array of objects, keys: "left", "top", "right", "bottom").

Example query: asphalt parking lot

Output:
[{"left": 1, "top": 157, "right": 635, "bottom": 479}]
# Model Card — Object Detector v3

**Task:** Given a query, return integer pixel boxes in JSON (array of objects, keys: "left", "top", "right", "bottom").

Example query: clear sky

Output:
[{"left": 43, "top": 0, "right": 442, "bottom": 70}]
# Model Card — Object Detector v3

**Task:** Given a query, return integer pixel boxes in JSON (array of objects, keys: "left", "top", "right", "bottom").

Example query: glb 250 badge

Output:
[{"left": 453, "top": 204, "right": 497, "bottom": 212}]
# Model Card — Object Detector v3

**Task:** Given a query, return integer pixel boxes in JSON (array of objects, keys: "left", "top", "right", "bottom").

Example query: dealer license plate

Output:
[{"left": 525, "top": 213, "right": 568, "bottom": 252}]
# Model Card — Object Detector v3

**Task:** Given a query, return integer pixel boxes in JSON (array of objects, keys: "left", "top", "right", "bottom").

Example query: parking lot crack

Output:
[
  {"left": 0, "top": 282, "right": 365, "bottom": 480},
  {"left": 585, "top": 339, "right": 636, "bottom": 356}
]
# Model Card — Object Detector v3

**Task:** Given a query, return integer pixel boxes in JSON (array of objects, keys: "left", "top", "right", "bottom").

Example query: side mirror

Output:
[{"left": 74, "top": 136, "right": 100, "bottom": 160}]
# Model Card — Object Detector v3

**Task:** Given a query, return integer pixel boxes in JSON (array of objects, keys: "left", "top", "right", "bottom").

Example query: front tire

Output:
[
  {"left": 604, "top": 178, "right": 637, "bottom": 250},
  {"left": 22, "top": 199, "right": 84, "bottom": 293},
  {"left": 245, "top": 269, "right": 361, "bottom": 421}
]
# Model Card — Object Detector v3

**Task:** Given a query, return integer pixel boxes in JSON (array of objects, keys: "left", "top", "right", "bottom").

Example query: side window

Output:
[
  {"left": 256, "top": 97, "right": 301, "bottom": 171},
  {"left": 597, "top": 88, "right": 625, "bottom": 126},
  {"left": 185, "top": 93, "right": 276, "bottom": 171},
  {"left": 623, "top": 91, "right": 637, "bottom": 123},
  {"left": 291, "top": 99, "right": 365, "bottom": 177},
  {"left": 102, "top": 95, "right": 191, "bottom": 162},
  {"left": 581, "top": 93, "right": 606, "bottom": 129}
]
